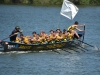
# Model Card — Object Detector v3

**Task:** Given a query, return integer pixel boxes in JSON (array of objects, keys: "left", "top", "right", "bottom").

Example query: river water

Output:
[{"left": 0, "top": 5, "right": 100, "bottom": 75}]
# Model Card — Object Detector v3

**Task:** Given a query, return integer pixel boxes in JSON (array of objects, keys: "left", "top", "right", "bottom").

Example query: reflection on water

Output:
[{"left": 0, "top": 5, "right": 100, "bottom": 75}]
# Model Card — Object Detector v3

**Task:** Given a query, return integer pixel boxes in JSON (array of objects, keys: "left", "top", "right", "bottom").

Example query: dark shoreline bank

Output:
[{"left": 0, "top": 0, "right": 100, "bottom": 6}]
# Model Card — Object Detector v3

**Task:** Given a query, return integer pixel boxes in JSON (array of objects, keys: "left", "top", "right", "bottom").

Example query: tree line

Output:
[{"left": 0, "top": 0, "right": 100, "bottom": 5}]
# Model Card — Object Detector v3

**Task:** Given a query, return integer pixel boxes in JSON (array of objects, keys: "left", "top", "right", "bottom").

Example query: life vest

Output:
[
  {"left": 67, "top": 33, "right": 73, "bottom": 40},
  {"left": 62, "top": 34, "right": 67, "bottom": 41},
  {"left": 68, "top": 26, "right": 76, "bottom": 31},
  {"left": 49, "top": 34, "right": 54, "bottom": 40},
  {"left": 16, "top": 37, "right": 20, "bottom": 43},
  {"left": 39, "top": 37, "right": 44, "bottom": 44},
  {"left": 56, "top": 35, "right": 63, "bottom": 41},
  {"left": 23, "top": 37, "right": 29, "bottom": 44}
]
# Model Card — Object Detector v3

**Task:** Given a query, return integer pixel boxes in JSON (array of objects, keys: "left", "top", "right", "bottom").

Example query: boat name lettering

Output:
[
  {"left": 47, "top": 43, "right": 65, "bottom": 49},
  {"left": 8, "top": 45, "right": 15, "bottom": 49},
  {"left": 19, "top": 45, "right": 31, "bottom": 49}
]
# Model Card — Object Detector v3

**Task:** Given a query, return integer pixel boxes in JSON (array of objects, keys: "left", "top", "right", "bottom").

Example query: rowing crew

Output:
[
  {"left": 10, "top": 21, "right": 85, "bottom": 44},
  {"left": 16, "top": 29, "right": 69, "bottom": 44}
]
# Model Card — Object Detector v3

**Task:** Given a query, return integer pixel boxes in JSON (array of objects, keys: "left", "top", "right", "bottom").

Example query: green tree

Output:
[{"left": 79, "top": 0, "right": 90, "bottom": 5}]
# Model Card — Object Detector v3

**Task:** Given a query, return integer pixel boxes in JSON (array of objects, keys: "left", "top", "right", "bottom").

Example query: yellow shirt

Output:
[
  {"left": 62, "top": 34, "right": 67, "bottom": 41},
  {"left": 68, "top": 33, "right": 73, "bottom": 40},
  {"left": 23, "top": 37, "right": 30, "bottom": 44},
  {"left": 16, "top": 37, "right": 20, "bottom": 43},
  {"left": 56, "top": 35, "right": 63, "bottom": 41},
  {"left": 49, "top": 34, "right": 54, "bottom": 40},
  {"left": 68, "top": 26, "right": 76, "bottom": 31}
]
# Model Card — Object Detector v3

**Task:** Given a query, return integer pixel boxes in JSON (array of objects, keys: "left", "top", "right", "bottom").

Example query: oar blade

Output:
[{"left": 92, "top": 46, "right": 99, "bottom": 51}]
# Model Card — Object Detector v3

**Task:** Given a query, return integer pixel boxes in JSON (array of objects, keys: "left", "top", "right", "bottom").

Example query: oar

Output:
[
  {"left": 1, "top": 30, "right": 23, "bottom": 41},
  {"left": 1, "top": 33, "right": 18, "bottom": 41},
  {"left": 82, "top": 26, "right": 85, "bottom": 42},
  {"left": 78, "top": 40, "right": 94, "bottom": 47},
  {"left": 76, "top": 44, "right": 88, "bottom": 51},
  {"left": 73, "top": 45, "right": 86, "bottom": 52},
  {"left": 77, "top": 40, "right": 99, "bottom": 50},
  {"left": 78, "top": 26, "right": 99, "bottom": 50},
  {"left": 62, "top": 48, "right": 72, "bottom": 54},
  {"left": 71, "top": 40, "right": 89, "bottom": 52},
  {"left": 53, "top": 49, "right": 60, "bottom": 54}
]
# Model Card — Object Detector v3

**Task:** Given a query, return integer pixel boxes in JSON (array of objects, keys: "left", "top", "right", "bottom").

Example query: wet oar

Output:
[
  {"left": 2, "top": 33, "right": 18, "bottom": 41},
  {"left": 71, "top": 41, "right": 89, "bottom": 52},
  {"left": 74, "top": 46, "right": 86, "bottom": 52},
  {"left": 79, "top": 26, "right": 99, "bottom": 49},
  {"left": 83, "top": 41, "right": 94, "bottom": 47},
  {"left": 82, "top": 26, "right": 85, "bottom": 42},
  {"left": 62, "top": 49, "right": 72, "bottom": 54},
  {"left": 78, "top": 40, "right": 95, "bottom": 47},
  {"left": 77, "top": 40, "right": 99, "bottom": 50},
  {"left": 1, "top": 30, "right": 23, "bottom": 41},
  {"left": 77, "top": 44, "right": 88, "bottom": 51},
  {"left": 52, "top": 49, "right": 60, "bottom": 54}
]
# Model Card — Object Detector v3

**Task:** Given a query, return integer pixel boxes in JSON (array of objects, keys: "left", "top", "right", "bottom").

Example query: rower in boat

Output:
[
  {"left": 30, "top": 31, "right": 38, "bottom": 44},
  {"left": 40, "top": 31, "right": 48, "bottom": 44},
  {"left": 55, "top": 28, "right": 61, "bottom": 36},
  {"left": 49, "top": 30, "right": 56, "bottom": 43},
  {"left": 20, "top": 34, "right": 30, "bottom": 44},
  {"left": 62, "top": 29, "right": 68, "bottom": 41},
  {"left": 67, "top": 21, "right": 85, "bottom": 39},
  {"left": 56, "top": 31, "right": 64, "bottom": 42},
  {"left": 10, "top": 26, "right": 23, "bottom": 42},
  {"left": 67, "top": 30, "right": 73, "bottom": 41}
]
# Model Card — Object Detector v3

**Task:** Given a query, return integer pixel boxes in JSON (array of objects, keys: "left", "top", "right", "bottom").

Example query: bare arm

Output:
[
  {"left": 78, "top": 24, "right": 85, "bottom": 27},
  {"left": 75, "top": 24, "right": 85, "bottom": 31},
  {"left": 76, "top": 27, "right": 84, "bottom": 31}
]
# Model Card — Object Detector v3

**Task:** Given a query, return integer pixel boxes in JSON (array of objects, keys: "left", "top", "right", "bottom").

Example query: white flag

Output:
[{"left": 60, "top": 0, "right": 79, "bottom": 20}]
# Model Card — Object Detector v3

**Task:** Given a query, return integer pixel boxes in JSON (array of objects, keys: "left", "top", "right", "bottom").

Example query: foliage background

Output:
[{"left": 0, "top": 0, "right": 100, "bottom": 5}]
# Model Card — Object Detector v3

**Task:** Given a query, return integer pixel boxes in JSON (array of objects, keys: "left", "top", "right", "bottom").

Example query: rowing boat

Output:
[{"left": 0, "top": 32, "right": 84, "bottom": 52}]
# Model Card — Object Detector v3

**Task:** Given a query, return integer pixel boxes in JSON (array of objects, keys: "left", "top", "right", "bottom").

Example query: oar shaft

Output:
[
  {"left": 82, "top": 26, "right": 85, "bottom": 42},
  {"left": 82, "top": 41, "right": 94, "bottom": 47},
  {"left": 78, "top": 40, "right": 94, "bottom": 47},
  {"left": 73, "top": 42, "right": 89, "bottom": 51},
  {"left": 2, "top": 33, "right": 18, "bottom": 41}
]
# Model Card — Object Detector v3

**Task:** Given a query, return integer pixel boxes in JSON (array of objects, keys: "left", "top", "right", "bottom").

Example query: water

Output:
[{"left": 0, "top": 5, "right": 100, "bottom": 75}]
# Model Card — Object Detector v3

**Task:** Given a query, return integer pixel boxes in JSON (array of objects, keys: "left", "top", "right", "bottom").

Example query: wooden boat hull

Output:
[{"left": 0, "top": 40, "right": 81, "bottom": 52}]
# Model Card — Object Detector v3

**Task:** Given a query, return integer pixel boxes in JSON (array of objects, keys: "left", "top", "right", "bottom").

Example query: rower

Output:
[
  {"left": 10, "top": 26, "right": 23, "bottom": 42},
  {"left": 49, "top": 30, "right": 56, "bottom": 43},
  {"left": 67, "top": 21, "right": 85, "bottom": 39}
]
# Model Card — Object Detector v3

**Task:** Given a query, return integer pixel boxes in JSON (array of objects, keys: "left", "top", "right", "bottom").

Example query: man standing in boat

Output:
[
  {"left": 10, "top": 26, "right": 23, "bottom": 42},
  {"left": 67, "top": 21, "right": 85, "bottom": 39}
]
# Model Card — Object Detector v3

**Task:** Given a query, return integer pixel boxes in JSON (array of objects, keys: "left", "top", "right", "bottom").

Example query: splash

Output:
[
  {"left": 81, "top": 43, "right": 85, "bottom": 48},
  {"left": 0, "top": 51, "right": 33, "bottom": 55},
  {"left": 0, "top": 51, "right": 5, "bottom": 54},
  {"left": 93, "top": 46, "right": 99, "bottom": 51}
]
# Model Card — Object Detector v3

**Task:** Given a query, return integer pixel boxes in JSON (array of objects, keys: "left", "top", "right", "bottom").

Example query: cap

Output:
[{"left": 15, "top": 26, "right": 20, "bottom": 29}]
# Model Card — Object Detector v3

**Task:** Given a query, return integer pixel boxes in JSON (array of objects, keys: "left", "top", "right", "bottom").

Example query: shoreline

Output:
[
  {"left": 0, "top": 3, "right": 100, "bottom": 7},
  {"left": 0, "top": 0, "right": 100, "bottom": 6}
]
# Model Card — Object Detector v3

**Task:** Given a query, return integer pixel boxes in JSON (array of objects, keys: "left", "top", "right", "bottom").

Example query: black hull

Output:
[{"left": 1, "top": 40, "right": 82, "bottom": 52}]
